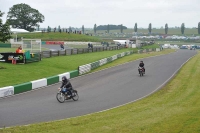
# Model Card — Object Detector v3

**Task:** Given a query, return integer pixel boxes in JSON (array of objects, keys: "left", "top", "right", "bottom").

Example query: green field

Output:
[
  {"left": 1, "top": 50, "right": 200, "bottom": 133},
  {"left": 13, "top": 32, "right": 102, "bottom": 42}
]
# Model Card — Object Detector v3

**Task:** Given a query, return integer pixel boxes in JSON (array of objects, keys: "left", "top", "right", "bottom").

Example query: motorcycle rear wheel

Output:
[
  {"left": 139, "top": 71, "right": 142, "bottom": 76},
  {"left": 71, "top": 90, "right": 79, "bottom": 101},
  {"left": 56, "top": 92, "right": 66, "bottom": 103}
]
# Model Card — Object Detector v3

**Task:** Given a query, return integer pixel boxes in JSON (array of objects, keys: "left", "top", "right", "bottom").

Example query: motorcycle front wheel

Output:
[{"left": 56, "top": 92, "right": 66, "bottom": 103}]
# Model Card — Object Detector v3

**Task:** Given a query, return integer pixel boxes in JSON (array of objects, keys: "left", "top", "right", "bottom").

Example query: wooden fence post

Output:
[{"left": 50, "top": 51, "right": 52, "bottom": 57}]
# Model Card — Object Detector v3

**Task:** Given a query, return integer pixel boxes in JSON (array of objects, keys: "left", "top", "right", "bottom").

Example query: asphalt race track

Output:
[
  {"left": 0, "top": 50, "right": 196, "bottom": 128},
  {"left": 42, "top": 45, "right": 71, "bottom": 51}
]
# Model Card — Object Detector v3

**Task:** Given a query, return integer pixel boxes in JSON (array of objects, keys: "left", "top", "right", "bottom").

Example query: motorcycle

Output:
[
  {"left": 138, "top": 67, "right": 145, "bottom": 76},
  {"left": 56, "top": 88, "right": 79, "bottom": 103}
]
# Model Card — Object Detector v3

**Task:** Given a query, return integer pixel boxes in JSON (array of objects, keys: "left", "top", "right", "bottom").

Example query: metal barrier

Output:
[{"left": 41, "top": 46, "right": 124, "bottom": 58}]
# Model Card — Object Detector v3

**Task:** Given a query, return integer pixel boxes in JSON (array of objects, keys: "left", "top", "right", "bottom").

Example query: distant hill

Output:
[{"left": 96, "top": 25, "right": 127, "bottom": 30}]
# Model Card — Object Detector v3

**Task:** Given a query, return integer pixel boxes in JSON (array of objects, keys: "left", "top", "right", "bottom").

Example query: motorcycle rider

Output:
[
  {"left": 138, "top": 61, "right": 145, "bottom": 74},
  {"left": 59, "top": 76, "right": 73, "bottom": 98},
  {"left": 60, "top": 44, "right": 64, "bottom": 50}
]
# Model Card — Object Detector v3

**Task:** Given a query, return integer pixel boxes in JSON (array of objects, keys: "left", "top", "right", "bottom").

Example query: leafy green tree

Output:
[
  {"left": 0, "top": 11, "right": 12, "bottom": 43},
  {"left": 181, "top": 23, "right": 185, "bottom": 34},
  {"left": 96, "top": 25, "right": 127, "bottom": 30},
  {"left": 7, "top": 3, "right": 44, "bottom": 32},
  {"left": 198, "top": 22, "right": 200, "bottom": 34},
  {"left": 82, "top": 25, "right": 84, "bottom": 34},
  {"left": 165, "top": 23, "right": 168, "bottom": 34},
  {"left": 107, "top": 24, "right": 110, "bottom": 33},
  {"left": 134, "top": 23, "right": 137, "bottom": 32},
  {"left": 120, "top": 24, "right": 123, "bottom": 33},
  {"left": 148, "top": 23, "right": 152, "bottom": 34},
  {"left": 94, "top": 24, "right": 97, "bottom": 33}
]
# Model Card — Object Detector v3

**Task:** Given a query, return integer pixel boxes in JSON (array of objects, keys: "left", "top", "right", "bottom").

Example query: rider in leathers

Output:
[
  {"left": 59, "top": 76, "right": 73, "bottom": 97},
  {"left": 138, "top": 61, "right": 145, "bottom": 74}
]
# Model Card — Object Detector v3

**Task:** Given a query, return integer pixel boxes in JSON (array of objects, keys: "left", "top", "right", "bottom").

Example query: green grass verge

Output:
[
  {"left": 1, "top": 49, "right": 200, "bottom": 133},
  {"left": 14, "top": 32, "right": 102, "bottom": 42}
]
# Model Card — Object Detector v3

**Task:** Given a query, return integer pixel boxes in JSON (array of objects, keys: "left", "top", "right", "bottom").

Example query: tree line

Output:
[{"left": 1, "top": 3, "right": 200, "bottom": 43}]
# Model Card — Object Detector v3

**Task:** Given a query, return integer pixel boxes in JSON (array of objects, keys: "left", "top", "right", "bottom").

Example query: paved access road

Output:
[{"left": 0, "top": 50, "right": 196, "bottom": 128}]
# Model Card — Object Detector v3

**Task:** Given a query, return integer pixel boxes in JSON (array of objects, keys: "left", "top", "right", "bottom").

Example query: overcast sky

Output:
[{"left": 0, "top": 0, "right": 199, "bottom": 29}]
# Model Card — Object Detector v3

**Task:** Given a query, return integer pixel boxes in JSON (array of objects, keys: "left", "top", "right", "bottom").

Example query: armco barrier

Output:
[
  {"left": 90, "top": 61, "right": 100, "bottom": 70},
  {"left": 79, "top": 50, "right": 134, "bottom": 75},
  {"left": 47, "top": 76, "right": 59, "bottom": 85},
  {"left": 69, "top": 70, "right": 79, "bottom": 78},
  {"left": 107, "top": 57, "right": 112, "bottom": 63},
  {"left": 31, "top": 78, "right": 47, "bottom": 89},
  {"left": 121, "top": 52, "right": 125, "bottom": 57},
  {"left": 99, "top": 58, "right": 107, "bottom": 66},
  {"left": 0, "top": 72, "right": 75, "bottom": 98},
  {"left": 79, "top": 64, "right": 91, "bottom": 75},
  {"left": 0, "top": 86, "right": 14, "bottom": 97},
  {"left": 112, "top": 55, "right": 118, "bottom": 61},
  {"left": 14, "top": 82, "right": 32, "bottom": 94},
  {"left": 58, "top": 72, "right": 70, "bottom": 81},
  {"left": 117, "top": 54, "right": 121, "bottom": 58}
]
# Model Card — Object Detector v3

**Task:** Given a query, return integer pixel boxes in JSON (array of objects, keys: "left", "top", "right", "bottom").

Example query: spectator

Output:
[
  {"left": 107, "top": 42, "right": 109, "bottom": 47},
  {"left": 88, "top": 43, "right": 91, "bottom": 48},
  {"left": 125, "top": 42, "right": 128, "bottom": 48},
  {"left": 16, "top": 46, "right": 22, "bottom": 53},
  {"left": 60, "top": 44, "right": 64, "bottom": 50}
]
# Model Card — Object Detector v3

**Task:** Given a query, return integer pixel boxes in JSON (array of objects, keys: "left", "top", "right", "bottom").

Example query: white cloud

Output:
[{"left": 0, "top": 0, "right": 199, "bottom": 28}]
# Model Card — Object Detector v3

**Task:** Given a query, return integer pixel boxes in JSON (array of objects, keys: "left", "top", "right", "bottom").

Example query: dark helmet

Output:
[
  {"left": 62, "top": 76, "right": 67, "bottom": 81},
  {"left": 140, "top": 61, "right": 143, "bottom": 63}
]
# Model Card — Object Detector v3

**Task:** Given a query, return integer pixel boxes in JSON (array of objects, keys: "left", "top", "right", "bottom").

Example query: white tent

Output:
[{"left": 10, "top": 28, "right": 29, "bottom": 33}]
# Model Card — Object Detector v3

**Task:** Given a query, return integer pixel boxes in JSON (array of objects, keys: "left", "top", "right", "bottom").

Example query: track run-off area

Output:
[{"left": 0, "top": 50, "right": 196, "bottom": 128}]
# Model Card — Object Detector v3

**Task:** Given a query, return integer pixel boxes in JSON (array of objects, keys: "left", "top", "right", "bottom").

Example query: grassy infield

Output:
[
  {"left": 0, "top": 48, "right": 200, "bottom": 132},
  {"left": 14, "top": 33, "right": 102, "bottom": 42}
]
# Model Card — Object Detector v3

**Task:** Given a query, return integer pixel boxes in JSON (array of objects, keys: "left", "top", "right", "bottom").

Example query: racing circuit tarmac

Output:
[{"left": 0, "top": 50, "right": 196, "bottom": 128}]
